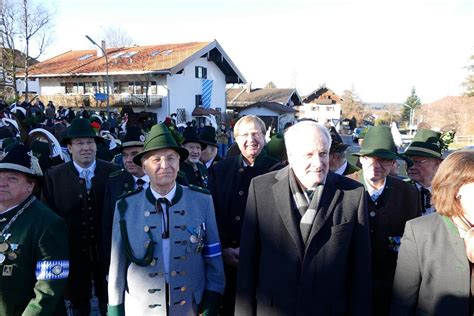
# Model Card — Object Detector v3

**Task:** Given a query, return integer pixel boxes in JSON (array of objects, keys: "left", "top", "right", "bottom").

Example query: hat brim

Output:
[
  {"left": 353, "top": 149, "right": 400, "bottom": 160},
  {"left": 330, "top": 143, "right": 349, "bottom": 153},
  {"left": 403, "top": 149, "right": 442, "bottom": 159},
  {"left": 182, "top": 140, "right": 208, "bottom": 150},
  {"left": 120, "top": 141, "right": 145, "bottom": 151},
  {"left": 61, "top": 135, "right": 103, "bottom": 146},
  {"left": 133, "top": 146, "right": 189, "bottom": 167},
  {"left": 0, "top": 164, "right": 42, "bottom": 178}
]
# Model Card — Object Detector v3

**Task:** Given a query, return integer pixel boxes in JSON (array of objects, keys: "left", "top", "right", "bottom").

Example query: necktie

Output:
[
  {"left": 157, "top": 198, "right": 170, "bottom": 239},
  {"left": 82, "top": 169, "right": 92, "bottom": 190},
  {"left": 136, "top": 178, "right": 146, "bottom": 189},
  {"left": 421, "top": 187, "right": 432, "bottom": 211},
  {"left": 371, "top": 192, "right": 380, "bottom": 202}
]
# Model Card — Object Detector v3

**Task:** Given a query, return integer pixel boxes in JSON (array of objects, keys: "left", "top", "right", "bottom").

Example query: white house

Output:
[
  {"left": 27, "top": 40, "right": 246, "bottom": 123},
  {"left": 297, "top": 85, "right": 343, "bottom": 130}
]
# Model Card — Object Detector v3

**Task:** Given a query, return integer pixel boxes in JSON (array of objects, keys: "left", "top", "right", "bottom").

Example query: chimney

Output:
[
  {"left": 101, "top": 40, "right": 107, "bottom": 56},
  {"left": 246, "top": 82, "right": 252, "bottom": 93}
]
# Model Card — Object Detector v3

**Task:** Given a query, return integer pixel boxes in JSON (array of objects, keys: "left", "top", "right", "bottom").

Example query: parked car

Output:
[{"left": 352, "top": 127, "right": 365, "bottom": 143}]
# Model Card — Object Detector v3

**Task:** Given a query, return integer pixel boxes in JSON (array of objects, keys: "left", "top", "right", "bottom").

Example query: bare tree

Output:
[
  {"left": 100, "top": 25, "right": 134, "bottom": 48},
  {"left": 0, "top": 0, "right": 54, "bottom": 101},
  {"left": 21, "top": 0, "right": 54, "bottom": 101}
]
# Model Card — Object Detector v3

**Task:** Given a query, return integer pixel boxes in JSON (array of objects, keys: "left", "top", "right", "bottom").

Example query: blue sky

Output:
[{"left": 39, "top": 0, "right": 474, "bottom": 103}]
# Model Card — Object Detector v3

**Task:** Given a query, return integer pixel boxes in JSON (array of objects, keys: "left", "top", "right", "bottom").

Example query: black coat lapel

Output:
[
  {"left": 305, "top": 172, "right": 340, "bottom": 252},
  {"left": 273, "top": 167, "right": 304, "bottom": 261}
]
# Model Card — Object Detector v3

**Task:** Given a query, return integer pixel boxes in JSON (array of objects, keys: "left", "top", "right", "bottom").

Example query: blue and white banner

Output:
[
  {"left": 201, "top": 79, "right": 213, "bottom": 109},
  {"left": 202, "top": 242, "right": 221, "bottom": 258},
  {"left": 36, "top": 260, "right": 69, "bottom": 280}
]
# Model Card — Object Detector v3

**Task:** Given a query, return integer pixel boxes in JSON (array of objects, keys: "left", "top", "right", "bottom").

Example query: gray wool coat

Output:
[
  {"left": 391, "top": 213, "right": 471, "bottom": 316},
  {"left": 107, "top": 184, "right": 225, "bottom": 316}
]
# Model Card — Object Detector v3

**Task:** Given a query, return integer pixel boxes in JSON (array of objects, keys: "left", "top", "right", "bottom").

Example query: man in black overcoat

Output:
[
  {"left": 42, "top": 118, "right": 120, "bottom": 315},
  {"left": 208, "top": 115, "right": 280, "bottom": 315},
  {"left": 236, "top": 120, "right": 371, "bottom": 315}
]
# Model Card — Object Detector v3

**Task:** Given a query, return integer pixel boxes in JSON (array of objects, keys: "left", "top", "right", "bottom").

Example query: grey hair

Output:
[{"left": 284, "top": 120, "right": 332, "bottom": 155}]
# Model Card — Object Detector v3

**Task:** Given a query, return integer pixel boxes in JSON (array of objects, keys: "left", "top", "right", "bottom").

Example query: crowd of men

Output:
[{"left": 0, "top": 99, "right": 447, "bottom": 315}]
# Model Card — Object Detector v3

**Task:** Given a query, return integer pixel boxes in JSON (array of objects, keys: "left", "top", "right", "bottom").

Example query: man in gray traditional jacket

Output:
[{"left": 108, "top": 124, "right": 225, "bottom": 316}]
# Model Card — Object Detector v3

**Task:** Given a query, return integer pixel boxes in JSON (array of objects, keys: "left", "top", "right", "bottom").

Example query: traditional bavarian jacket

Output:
[
  {"left": 0, "top": 196, "right": 69, "bottom": 316},
  {"left": 108, "top": 184, "right": 225, "bottom": 316}
]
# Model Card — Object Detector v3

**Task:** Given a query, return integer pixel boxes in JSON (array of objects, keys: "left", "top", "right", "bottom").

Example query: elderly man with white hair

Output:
[{"left": 236, "top": 119, "right": 371, "bottom": 316}]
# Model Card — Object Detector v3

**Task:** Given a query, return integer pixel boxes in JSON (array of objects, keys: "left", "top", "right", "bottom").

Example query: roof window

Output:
[{"left": 78, "top": 53, "right": 94, "bottom": 61}]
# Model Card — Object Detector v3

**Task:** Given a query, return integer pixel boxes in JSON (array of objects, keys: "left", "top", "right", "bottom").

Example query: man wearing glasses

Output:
[
  {"left": 348, "top": 125, "right": 421, "bottom": 316},
  {"left": 208, "top": 115, "right": 280, "bottom": 315},
  {"left": 42, "top": 118, "right": 120, "bottom": 315},
  {"left": 403, "top": 129, "right": 443, "bottom": 215}
]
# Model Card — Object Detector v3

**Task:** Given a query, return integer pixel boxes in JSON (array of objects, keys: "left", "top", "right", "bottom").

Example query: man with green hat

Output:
[
  {"left": 348, "top": 125, "right": 421, "bottom": 316},
  {"left": 41, "top": 118, "right": 120, "bottom": 316},
  {"left": 180, "top": 125, "right": 209, "bottom": 188},
  {"left": 403, "top": 129, "right": 443, "bottom": 215},
  {"left": 108, "top": 123, "right": 224, "bottom": 316},
  {"left": 0, "top": 144, "right": 69, "bottom": 315},
  {"left": 199, "top": 125, "right": 221, "bottom": 169}
]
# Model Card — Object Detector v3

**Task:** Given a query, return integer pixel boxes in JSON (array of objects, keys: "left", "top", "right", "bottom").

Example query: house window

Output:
[
  {"left": 85, "top": 82, "right": 97, "bottom": 94},
  {"left": 327, "top": 106, "right": 334, "bottom": 111},
  {"left": 311, "top": 106, "right": 319, "bottom": 111},
  {"left": 149, "top": 82, "right": 157, "bottom": 94},
  {"left": 128, "top": 82, "right": 134, "bottom": 94},
  {"left": 195, "top": 66, "right": 207, "bottom": 79},
  {"left": 65, "top": 83, "right": 75, "bottom": 94},
  {"left": 77, "top": 83, "right": 84, "bottom": 94},
  {"left": 195, "top": 94, "right": 202, "bottom": 107}
]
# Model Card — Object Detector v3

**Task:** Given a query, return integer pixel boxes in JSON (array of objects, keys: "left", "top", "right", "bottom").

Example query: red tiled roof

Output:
[{"left": 28, "top": 42, "right": 210, "bottom": 76}]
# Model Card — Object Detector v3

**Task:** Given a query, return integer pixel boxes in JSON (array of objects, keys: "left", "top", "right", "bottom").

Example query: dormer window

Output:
[{"left": 195, "top": 66, "right": 207, "bottom": 79}]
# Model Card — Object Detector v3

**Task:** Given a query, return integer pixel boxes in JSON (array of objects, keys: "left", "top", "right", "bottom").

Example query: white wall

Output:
[{"left": 167, "top": 56, "right": 226, "bottom": 122}]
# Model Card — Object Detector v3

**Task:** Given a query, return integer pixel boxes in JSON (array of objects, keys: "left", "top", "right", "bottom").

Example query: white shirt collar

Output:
[
  {"left": 73, "top": 160, "right": 96, "bottom": 176},
  {"left": 132, "top": 174, "right": 150, "bottom": 188},
  {"left": 364, "top": 176, "right": 386, "bottom": 198},
  {"left": 334, "top": 160, "right": 348, "bottom": 175},
  {"left": 150, "top": 183, "right": 177, "bottom": 202}
]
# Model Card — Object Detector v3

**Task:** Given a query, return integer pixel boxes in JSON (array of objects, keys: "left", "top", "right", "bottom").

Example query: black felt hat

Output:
[
  {"left": 133, "top": 124, "right": 189, "bottom": 166},
  {"left": 328, "top": 126, "right": 349, "bottom": 153},
  {"left": 61, "top": 118, "right": 103, "bottom": 145},
  {"left": 121, "top": 126, "right": 146, "bottom": 150},
  {"left": 199, "top": 126, "right": 218, "bottom": 147},
  {"left": 0, "top": 143, "right": 43, "bottom": 177},
  {"left": 182, "top": 126, "right": 207, "bottom": 150}
]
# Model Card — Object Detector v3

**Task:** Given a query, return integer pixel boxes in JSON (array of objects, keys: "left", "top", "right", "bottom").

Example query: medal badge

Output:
[
  {"left": 0, "top": 254, "right": 5, "bottom": 264},
  {"left": 2, "top": 265, "right": 13, "bottom": 276},
  {"left": 0, "top": 242, "right": 9, "bottom": 253}
]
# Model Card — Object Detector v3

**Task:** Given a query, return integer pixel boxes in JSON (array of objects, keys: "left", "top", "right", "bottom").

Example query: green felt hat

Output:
[
  {"left": 199, "top": 126, "right": 218, "bottom": 147},
  {"left": 61, "top": 118, "right": 103, "bottom": 145},
  {"left": 266, "top": 133, "right": 287, "bottom": 162},
  {"left": 133, "top": 123, "right": 189, "bottom": 166},
  {"left": 353, "top": 126, "right": 400, "bottom": 160},
  {"left": 403, "top": 129, "right": 442, "bottom": 159}
]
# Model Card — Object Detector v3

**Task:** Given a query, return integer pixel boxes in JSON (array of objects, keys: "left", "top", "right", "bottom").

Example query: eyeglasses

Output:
[
  {"left": 362, "top": 156, "right": 394, "bottom": 167},
  {"left": 411, "top": 158, "right": 430, "bottom": 165},
  {"left": 236, "top": 132, "right": 263, "bottom": 139}
]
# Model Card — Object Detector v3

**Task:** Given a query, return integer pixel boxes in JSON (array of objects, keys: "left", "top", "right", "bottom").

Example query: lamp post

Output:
[
  {"left": 402, "top": 103, "right": 415, "bottom": 134},
  {"left": 383, "top": 110, "right": 393, "bottom": 124},
  {"left": 85, "top": 35, "right": 110, "bottom": 118}
]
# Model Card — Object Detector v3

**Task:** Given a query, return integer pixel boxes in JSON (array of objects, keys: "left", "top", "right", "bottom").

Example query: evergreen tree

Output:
[
  {"left": 402, "top": 87, "right": 421, "bottom": 127},
  {"left": 461, "top": 54, "right": 474, "bottom": 97}
]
